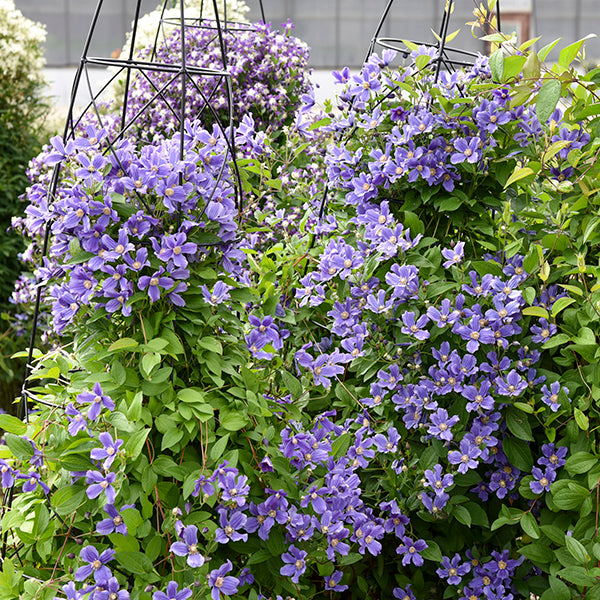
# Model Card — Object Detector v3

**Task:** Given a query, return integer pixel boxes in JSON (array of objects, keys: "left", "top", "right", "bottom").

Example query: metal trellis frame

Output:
[
  {"left": 3, "top": 1, "right": 265, "bottom": 561},
  {"left": 18, "top": 0, "right": 265, "bottom": 424}
]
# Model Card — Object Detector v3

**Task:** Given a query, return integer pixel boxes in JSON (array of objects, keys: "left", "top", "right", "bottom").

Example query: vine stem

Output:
[{"left": 50, "top": 510, "right": 77, "bottom": 583}]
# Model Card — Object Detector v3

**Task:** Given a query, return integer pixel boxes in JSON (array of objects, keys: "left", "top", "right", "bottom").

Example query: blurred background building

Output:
[{"left": 14, "top": 0, "right": 600, "bottom": 69}]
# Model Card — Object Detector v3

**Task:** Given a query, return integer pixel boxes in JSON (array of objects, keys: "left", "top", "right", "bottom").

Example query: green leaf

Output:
[
  {"left": 281, "top": 370, "right": 303, "bottom": 398},
  {"left": 141, "top": 467, "right": 158, "bottom": 494},
  {"left": 518, "top": 542, "right": 554, "bottom": 564},
  {"left": 557, "top": 565, "right": 597, "bottom": 587},
  {"left": 574, "top": 407, "right": 589, "bottom": 431},
  {"left": 152, "top": 455, "right": 180, "bottom": 478},
  {"left": 522, "top": 250, "right": 538, "bottom": 275},
  {"left": 489, "top": 48, "right": 504, "bottom": 81},
  {"left": 4, "top": 433, "right": 34, "bottom": 460},
  {"left": 210, "top": 434, "right": 230, "bottom": 462},
  {"left": 178, "top": 388, "right": 206, "bottom": 404},
  {"left": 538, "top": 38, "right": 561, "bottom": 62},
  {"left": 547, "top": 576, "right": 571, "bottom": 600},
  {"left": 308, "top": 117, "right": 332, "bottom": 131},
  {"left": 421, "top": 540, "right": 443, "bottom": 562},
  {"left": 108, "top": 338, "right": 139, "bottom": 352},
  {"left": 514, "top": 402, "right": 534, "bottom": 414},
  {"left": 265, "top": 178, "right": 283, "bottom": 191},
  {"left": 115, "top": 551, "right": 154, "bottom": 575},
  {"left": 198, "top": 337, "right": 223, "bottom": 355},
  {"left": 573, "top": 326, "right": 595, "bottom": 346},
  {"left": 521, "top": 512, "right": 540, "bottom": 539},
  {"left": 161, "top": 427, "right": 183, "bottom": 451},
  {"left": 453, "top": 505, "right": 471, "bottom": 527},
  {"left": 536, "top": 78, "right": 562, "bottom": 124},
  {"left": 585, "top": 584, "right": 600, "bottom": 600},
  {"left": 141, "top": 353, "right": 160, "bottom": 378},
  {"left": 127, "top": 391, "right": 143, "bottom": 421},
  {"left": 503, "top": 437, "right": 533, "bottom": 472},
  {"left": 565, "top": 536, "right": 590, "bottom": 564},
  {"left": 246, "top": 549, "right": 273, "bottom": 565},
  {"left": 121, "top": 508, "right": 143, "bottom": 536},
  {"left": 502, "top": 54, "right": 527, "bottom": 81},
  {"left": 565, "top": 452, "right": 597, "bottom": 475},
  {"left": 559, "top": 35, "right": 596, "bottom": 69},
  {"left": 541, "top": 524, "right": 566, "bottom": 545},
  {"left": 415, "top": 54, "right": 432, "bottom": 71},
  {"left": 506, "top": 408, "right": 534, "bottom": 441},
  {"left": 522, "top": 306, "right": 550, "bottom": 319},
  {"left": 552, "top": 482, "right": 588, "bottom": 510},
  {"left": 125, "top": 428, "right": 150, "bottom": 460},
  {"left": 51, "top": 487, "right": 85, "bottom": 517},
  {"left": 219, "top": 409, "right": 249, "bottom": 432},
  {"left": 437, "top": 197, "right": 464, "bottom": 212},
  {"left": 551, "top": 297, "right": 575, "bottom": 317},
  {"left": 0, "top": 414, "right": 26, "bottom": 435},
  {"left": 2, "top": 510, "right": 25, "bottom": 534},
  {"left": 543, "top": 333, "right": 570, "bottom": 349}
]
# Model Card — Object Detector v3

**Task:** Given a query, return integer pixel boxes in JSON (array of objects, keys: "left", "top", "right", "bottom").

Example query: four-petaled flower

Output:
[
  {"left": 74, "top": 545, "right": 116, "bottom": 582},
  {"left": 280, "top": 545, "right": 308, "bottom": 583},
  {"left": 207, "top": 560, "right": 240, "bottom": 600},
  {"left": 170, "top": 524, "right": 205, "bottom": 568},
  {"left": 441, "top": 241, "right": 465, "bottom": 268},
  {"left": 77, "top": 383, "right": 115, "bottom": 421},
  {"left": 152, "top": 581, "right": 192, "bottom": 600}
]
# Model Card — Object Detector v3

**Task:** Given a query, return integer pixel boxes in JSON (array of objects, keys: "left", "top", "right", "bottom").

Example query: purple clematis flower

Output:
[
  {"left": 530, "top": 466, "right": 556, "bottom": 494},
  {"left": 90, "top": 432, "right": 123, "bottom": 470},
  {"left": 85, "top": 470, "right": 117, "bottom": 504},
  {"left": 94, "top": 576, "right": 130, "bottom": 600},
  {"left": 451, "top": 136, "right": 482, "bottom": 164},
  {"left": 96, "top": 504, "right": 134, "bottom": 536},
  {"left": 153, "top": 233, "right": 197, "bottom": 269},
  {"left": 428, "top": 408, "right": 459, "bottom": 441},
  {"left": 207, "top": 560, "right": 239, "bottom": 600},
  {"left": 152, "top": 582, "right": 192, "bottom": 600},
  {"left": 495, "top": 369, "right": 528, "bottom": 397},
  {"left": 77, "top": 383, "right": 115, "bottom": 421},
  {"left": 401, "top": 311, "right": 430, "bottom": 340},
  {"left": 139, "top": 267, "right": 174, "bottom": 302},
  {"left": 0, "top": 460, "right": 16, "bottom": 488},
  {"left": 170, "top": 524, "right": 205, "bottom": 567},
  {"left": 396, "top": 536, "right": 427, "bottom": 566},
  {"left": 65, "top": 403, "right": 89, "bottom": 436},
  {"left": 540, "top": 381, "right": 567, "bottom": 412},
  {"left": 436, "top": 553, "right": 471, "bottom": 585},
  {"left": 530, "top": 318, "right": 557, "bottom": 344},
  {"left": 538, "top": 443, "right": 567, "bottom": 469},
  {"left": 215, "top": 509, "right": 248, "bottom": 544},
  {"left": 280, "top": 545, "right": 307, "bottom": 583},
  {"left": 202, "top": 281, "right": 232, "bottom": 306},
  {"left": 448, "top": 439, "right": 481, "bottom": 474},
  {"left": 20, "top": 471, "right": 50, "bottom": 494},
  {"left": 441, "top": 241, "right": 465, "bottom": 268},
  {"left": 324, "top": 570, "right": 348, "bottom": 592},
  {"left": 74, "top": 545, "right": 115, "bottom": 582}
]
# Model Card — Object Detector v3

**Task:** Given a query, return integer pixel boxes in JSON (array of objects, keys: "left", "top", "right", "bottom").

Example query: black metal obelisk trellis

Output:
[
  {"left": 17, "top": 0, "right": 265, "bottom": 422},
  {"left": 366, "top": 0, "right": 503, "bottom": 78},
  {"left": 315, "top": 0, "right": 503, "bottom": 225},
  {"left": 4, "top": 0, "right": 266, "bottom": 560}
]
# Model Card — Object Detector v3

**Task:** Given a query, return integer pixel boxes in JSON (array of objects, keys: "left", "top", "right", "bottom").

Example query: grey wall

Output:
[{"left": 14, "top": 0, "right": 600, "bottom": 68}]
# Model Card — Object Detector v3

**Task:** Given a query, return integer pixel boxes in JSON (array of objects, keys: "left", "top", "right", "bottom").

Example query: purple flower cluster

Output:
[
  {"left": 122, "top": 20, "right": 311, "bottom": 139},
  {"left": 19, "top": 120, "right": 244, "bottom": 334},
  {"left": 324, "top": 50, "right": 575, "bottom": 216},
  {"left": 530, "top": 443, "right": 567, "bottom": 494}
]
